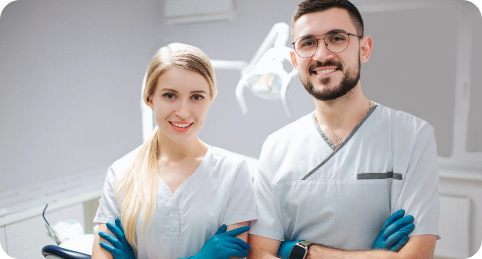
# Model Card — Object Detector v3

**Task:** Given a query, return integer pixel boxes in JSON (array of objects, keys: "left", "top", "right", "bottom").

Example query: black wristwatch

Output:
[{"left": 288, "top": 241, "right": 312, "bottom": 259}]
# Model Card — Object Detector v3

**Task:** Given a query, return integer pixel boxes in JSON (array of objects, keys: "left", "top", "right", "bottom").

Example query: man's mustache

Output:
[{"left": 308, "top": 60, "right": 343, "bottom": 72}]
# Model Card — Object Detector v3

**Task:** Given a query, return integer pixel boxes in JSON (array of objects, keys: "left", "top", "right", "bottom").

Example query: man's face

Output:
[{"left": 291, "top": 8, "right": 365, "bottom": 101}]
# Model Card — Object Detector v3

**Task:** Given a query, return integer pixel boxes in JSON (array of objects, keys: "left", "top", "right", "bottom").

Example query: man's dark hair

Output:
[{"left": 291, "top": 0, "right": 364, "bottom": 40}]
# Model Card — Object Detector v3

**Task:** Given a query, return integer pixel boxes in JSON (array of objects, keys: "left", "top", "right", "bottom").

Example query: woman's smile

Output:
[{"left": 169, "top": 121, "right": 194, "bottom": 132}]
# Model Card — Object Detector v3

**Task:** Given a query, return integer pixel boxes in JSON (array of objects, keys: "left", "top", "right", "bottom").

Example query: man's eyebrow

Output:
[
  {"left": 300, "top": 29, "right": 348, "bottom": 39},
  {"left": 326, "top": 29, "right": 347, "bottom": 34}
]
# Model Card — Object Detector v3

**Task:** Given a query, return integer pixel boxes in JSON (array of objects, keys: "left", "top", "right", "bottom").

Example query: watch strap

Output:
[{"left": 298, "top": 241, "right": 312, "bottom": 247}]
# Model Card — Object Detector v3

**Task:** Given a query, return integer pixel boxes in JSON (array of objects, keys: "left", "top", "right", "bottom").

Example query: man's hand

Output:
[
  {"left": 277, "top": 240, "right": 301, "bottom": 259},
  {"left": 372, "top": 209, "right": 415, "bottom": 251}
]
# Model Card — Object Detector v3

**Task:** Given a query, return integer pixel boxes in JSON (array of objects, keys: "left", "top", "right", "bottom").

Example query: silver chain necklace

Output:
[{"left": 332, "top": 100, "right": 372, "bottom": 148}]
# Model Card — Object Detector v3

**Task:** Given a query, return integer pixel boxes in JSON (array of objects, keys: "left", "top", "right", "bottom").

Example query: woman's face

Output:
[{"left": 148, "top": 67, "right": 212, "bottom": 144}]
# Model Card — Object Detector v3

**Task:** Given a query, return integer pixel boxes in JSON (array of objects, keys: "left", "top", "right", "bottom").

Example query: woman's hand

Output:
[
  {"left": 182, "top": 224, "right": 251, "bottom": 259},
  {"left": 98, "top": 218, "right": 135, "bottom": 259}
]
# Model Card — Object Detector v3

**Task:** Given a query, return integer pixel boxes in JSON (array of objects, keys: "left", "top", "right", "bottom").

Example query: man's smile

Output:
[{"left": 312, "top": 68, "right": 339, "bottom": 76}]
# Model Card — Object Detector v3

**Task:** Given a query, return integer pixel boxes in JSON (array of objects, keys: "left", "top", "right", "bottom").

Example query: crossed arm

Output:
[
  {"left": 247, "top": 234, "right": 437, "bottom": 259},
  {"left": 92, "top": 221, "right": 249, "bottom": 259}
]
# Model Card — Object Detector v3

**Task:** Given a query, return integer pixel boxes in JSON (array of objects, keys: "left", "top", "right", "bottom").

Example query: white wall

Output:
[{"left": 0, "top": 0, "right": 162, "bottom": 190}]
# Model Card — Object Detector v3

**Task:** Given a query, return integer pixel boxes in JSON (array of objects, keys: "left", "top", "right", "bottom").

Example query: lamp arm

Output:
[
  {"left": 249, "top": 22, "right": 290, "bottom": 66},
  {"left": 211, "top": 60, "right": 248, "bottom": 70},
  {"left": 235, "top": 78, "right": 248, "bottom": 114}
]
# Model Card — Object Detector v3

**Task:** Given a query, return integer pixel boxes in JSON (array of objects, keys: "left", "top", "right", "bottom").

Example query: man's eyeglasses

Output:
[{"left": 292, "top": 30, "right": 363, "bottom": 58}]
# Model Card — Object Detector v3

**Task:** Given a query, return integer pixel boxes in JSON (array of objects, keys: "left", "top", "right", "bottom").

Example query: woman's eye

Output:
[
  {"left": 164, "top": 93, "right": 176, "bottom": 99},
  {"left": 192, "top": 95, "right": 204, "bottom": 101}
]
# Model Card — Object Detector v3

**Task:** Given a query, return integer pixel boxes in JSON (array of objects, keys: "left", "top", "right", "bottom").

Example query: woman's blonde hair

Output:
[{"left": 114, "top": 43, "right": 216, "bottom": 248}]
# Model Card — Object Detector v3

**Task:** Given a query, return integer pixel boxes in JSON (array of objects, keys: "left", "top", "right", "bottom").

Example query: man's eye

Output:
[
  {"left": 192, "top": 95, "right": 204, "bottom": 101},
  {"left": 331, "top": 36, "right": 346, "bottom": 42},
  {"left": 164, "top": 93, "right": 176, "bottom": 99},
  {"left": 302, "top": 40, "right": 316, "bottom": 47}
]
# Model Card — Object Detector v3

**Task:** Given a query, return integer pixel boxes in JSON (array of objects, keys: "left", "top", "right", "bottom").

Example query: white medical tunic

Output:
[
  {"left": 249, "top": 103, "right": 440, "bottom": 250},
  {"left": 94, "top": 146, "right": 257, "bottom": 259}
]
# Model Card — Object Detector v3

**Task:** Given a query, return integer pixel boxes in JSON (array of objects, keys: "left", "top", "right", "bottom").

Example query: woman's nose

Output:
[{"left": 174, "top": 101, "right": 190, "bottom": 119}]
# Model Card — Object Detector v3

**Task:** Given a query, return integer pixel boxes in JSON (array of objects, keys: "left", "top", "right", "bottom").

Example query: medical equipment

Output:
[
  {"left": 41, "top": 203, "right": 94, "bottom": 259},
  {"left": 43, "top": 204, "right": 62, "bottom": 245},
  {"left": 214, "top": 22, "right": 298, "bottom": 116}
]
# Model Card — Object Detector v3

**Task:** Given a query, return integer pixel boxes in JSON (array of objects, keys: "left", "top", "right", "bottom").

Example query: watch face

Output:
[{"left": 289, "top": 245, "right": 307, "bottom": 259}]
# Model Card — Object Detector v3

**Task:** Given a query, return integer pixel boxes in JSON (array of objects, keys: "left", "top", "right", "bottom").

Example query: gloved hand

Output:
[
  {"left": 277, "top": 240, "right": 302, "bottom": 259},
  {"left": 98, "top": 218, "right": 135, "bottom": 259},
  {"left": 373, "top": 209, "right": 415, "bottom": 252},
  {"left": 181, "top": 224, "right": 251, "bottom": 259}
]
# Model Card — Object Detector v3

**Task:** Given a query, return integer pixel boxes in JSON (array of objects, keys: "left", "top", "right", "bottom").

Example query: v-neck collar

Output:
[
  {"left": 311, "top": 104, "right": 378, "bottom": 151},
  {"left": 158, "top": 146, "right": 212, "bottom": 197},
  {"left": 302, "top": 105, "right": 378, "bottom": 180}
]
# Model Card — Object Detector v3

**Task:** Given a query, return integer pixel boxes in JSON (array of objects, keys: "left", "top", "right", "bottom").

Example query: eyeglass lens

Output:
[{"left": 294, "top": 31, "right": 350, "bottom": 58}]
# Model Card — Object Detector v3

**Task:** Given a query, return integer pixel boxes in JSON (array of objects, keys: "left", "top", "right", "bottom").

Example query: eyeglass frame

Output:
[{"left": 291, "top": 30, "right": 363, "bottom": 58}]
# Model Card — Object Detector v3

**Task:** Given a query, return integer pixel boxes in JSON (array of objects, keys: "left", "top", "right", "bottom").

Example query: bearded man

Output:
[{"left": 248, "top": 0, "right": 440, "bottom": 258}]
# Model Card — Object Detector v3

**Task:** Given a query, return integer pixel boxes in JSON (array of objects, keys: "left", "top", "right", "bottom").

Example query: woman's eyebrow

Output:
[
  {"left": 160, "top": 88, "right": 207, "bottom": 94},
  {"left": 160, "top": 88, "right": 178, "bottom": 93},
  {"left": 191, "top": 90, "right": 207, "bottom": 94}
]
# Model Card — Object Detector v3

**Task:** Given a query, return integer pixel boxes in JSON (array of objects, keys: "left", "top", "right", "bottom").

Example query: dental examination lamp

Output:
[{"left": 212, "top": 22, "right": 298, "bottom": 116}]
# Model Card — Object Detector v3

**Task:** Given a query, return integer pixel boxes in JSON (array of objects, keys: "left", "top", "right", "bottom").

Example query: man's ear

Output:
[
  {"left": 360, "top": 36, "right": 373, "bottom": 63},
  {"left": 290, "top": 49, "right": 299, "bottom": 71}
]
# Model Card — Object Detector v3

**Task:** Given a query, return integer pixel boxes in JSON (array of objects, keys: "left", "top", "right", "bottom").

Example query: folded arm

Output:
[
  {"left": 248, "top": 234, "right": 437, "bottom": 259},
  {"left": 227, "top": 221, "right": 250, "bottom": 259}
]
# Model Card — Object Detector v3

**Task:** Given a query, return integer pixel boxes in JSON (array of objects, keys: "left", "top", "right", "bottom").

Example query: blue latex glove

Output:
[
  {"left": 98, "top": 218, "right": 135, "bottom": 259},
  {"left": 181, "top": 224, "right": 251, "bottom": 259},
  {"left": 277, "top": 240, "right": 302, "bottom": 259},
  {"left": 373, "top": 209, "right": 415, "bottom": 252}
]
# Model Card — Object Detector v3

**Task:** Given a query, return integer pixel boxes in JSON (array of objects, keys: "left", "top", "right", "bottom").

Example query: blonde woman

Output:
[{"left": 91, "top": 43, "right": 257, "bottom": 259}]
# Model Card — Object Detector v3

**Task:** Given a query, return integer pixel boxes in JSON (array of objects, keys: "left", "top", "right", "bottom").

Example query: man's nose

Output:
[{"left": 313, "top": 40, "right": 334, "bottom": 62}]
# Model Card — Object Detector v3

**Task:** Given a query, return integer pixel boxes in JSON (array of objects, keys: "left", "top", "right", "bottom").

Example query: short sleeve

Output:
[
  {"left": 93, "top": 166, "right": 122, "bottom": 224},
  {"left": 393, "top": 125, "right": 440, "bottom": 238},
  {"left": 222, "top": 160, "right": 257, "bottom": 226},
  {"left": 249, "top": 138, "right": 285, "bottom": 241}
]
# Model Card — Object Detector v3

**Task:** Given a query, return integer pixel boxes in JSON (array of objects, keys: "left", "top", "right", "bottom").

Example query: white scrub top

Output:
[
  {"left": 94, "top": 146, "right": 257, "bottom": 259},
  {"left": 249, "top": 103, "right": 440, "bottom": 250}
]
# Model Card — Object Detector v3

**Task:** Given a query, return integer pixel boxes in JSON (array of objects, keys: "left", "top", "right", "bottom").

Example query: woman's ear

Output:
[{"left": 147, "top": 97, "right": 154, "bottom": 111}]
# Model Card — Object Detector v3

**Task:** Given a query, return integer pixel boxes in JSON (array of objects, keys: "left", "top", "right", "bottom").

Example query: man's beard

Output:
[{"left": 300, "top": 57, "right": 360, "bottom": 101}]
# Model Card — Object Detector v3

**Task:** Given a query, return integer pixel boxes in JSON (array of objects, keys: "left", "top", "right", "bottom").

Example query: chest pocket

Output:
[{"left": 357, "top": 172, "right": 402, "bottom": 180}]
